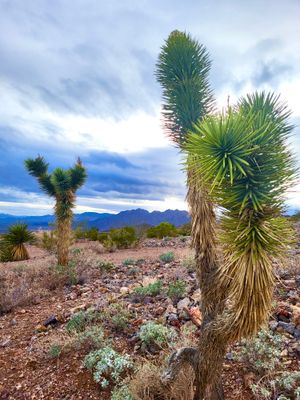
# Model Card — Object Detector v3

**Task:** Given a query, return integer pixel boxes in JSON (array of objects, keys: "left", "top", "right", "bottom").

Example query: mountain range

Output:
[{"left": 0, "top": 208, "right": 190, "bottom": 232}]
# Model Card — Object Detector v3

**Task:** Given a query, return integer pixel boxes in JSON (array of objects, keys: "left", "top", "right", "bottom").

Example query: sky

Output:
[{"left": 0, "top": 0, "right": 299, "bottom": 216}]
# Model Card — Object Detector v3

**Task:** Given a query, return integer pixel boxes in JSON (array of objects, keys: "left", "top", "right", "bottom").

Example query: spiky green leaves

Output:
[
  {"left": 156, "top": 30, "right": 214, "bottom": 145},
  {"left": 0, "top": 223, "right": 36, "bottom": 261},
  {"left": 186, "top": 92, "right": 296, "bottom": 215},
  {"left": 25, "top": 156, "right": 49, "bottom": 177}
]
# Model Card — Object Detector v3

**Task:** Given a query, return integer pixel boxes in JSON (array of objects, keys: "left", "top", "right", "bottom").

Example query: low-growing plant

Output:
[
  {"left": 138, "top": 321, "right": 176, "bottom": 347},
  {"left": 122, "top": 258, "right": 136, "bottom": 266},
  {"left": 41, "top": 230, "right": 57, "bottom": 252},
  {"left": 128, "top": 266, "right": 140, "bottom": 276},
  {"left": 66, "top": 309, "right": 100, "bottom": 333},
  {"left": 102, "top": 303, "right": 131, "bottom": 331},
  {"left": 111, "top": 384, "right": 134, "bottom": 400},
  {"left": 96, "top": 261, "right": 115, "bottom": 272},
  {"left": 133, "top": 280, "right": 163, "bottom": 298},
  {"left": 75, "top": 325, "right": 104, "bottom": 349},
  {"left": 250, "top": 371, "right": 300, "bottom": 400},
  {"left": 167, "top": 280, "right": 186, "bottom": 301},
  {"left": 159, "top": 252, "right": 175, "bottom": 263},
  {"left": 182, "top": 255, "right": 196, "bottom": 272},
  {"left": 71, "top": 247, "right": 82, "bottom": 256},
  {"left": 234, "top": 329, "right": 284, "bottom": 374},
  {"left": 48, "top": 343, "right": 62, "bottom": 359},
  {"left": 84, "top": 346, "right": 133, "bottom": 388}
]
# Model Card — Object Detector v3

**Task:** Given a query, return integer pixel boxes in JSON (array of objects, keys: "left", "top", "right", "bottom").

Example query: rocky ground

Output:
[{"left": 0, "top": 236, "right": 299, "bottom": 400}]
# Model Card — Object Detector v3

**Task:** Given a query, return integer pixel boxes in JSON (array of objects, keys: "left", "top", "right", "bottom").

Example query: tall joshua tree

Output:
[
  {"left": 157, "top": 31, "right": 296, "bottom": 399},
  {"left": 25, "top": 156, "right": 87, "bottom": 266}
]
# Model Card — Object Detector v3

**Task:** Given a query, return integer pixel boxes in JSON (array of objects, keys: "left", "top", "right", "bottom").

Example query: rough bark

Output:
[{"left": 57, "top": 216, "right": 71, "bottom": 266}]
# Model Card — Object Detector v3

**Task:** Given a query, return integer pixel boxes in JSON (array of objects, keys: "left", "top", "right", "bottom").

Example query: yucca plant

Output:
[
  {"left": 25, "top": 156, "right": 87, "bottom": 266},
  {"left": 0, "top": 223, "right": 36, "bottom": 261},
  {"left": 157, "top": 31, "right": 296, "bottom": 400}
]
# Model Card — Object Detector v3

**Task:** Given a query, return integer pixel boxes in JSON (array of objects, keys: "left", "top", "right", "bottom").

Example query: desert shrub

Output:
[
  {"left": 128, "top": 266, "right": 140, "bottom": 276},
  {"left": 147, "top": 222, "right": 178, "bottom": 239},
  {"left": 251, "top": 371, "right": 300, "bottom": 400},
  {"left": 98, "top": 232, "right": 109, "bottom": 243},
  {"left": 75, "top": 325, "right": 104, "bottom": 349},
  {"left": 96, "top": 261, "right": 115, "bottom": 271},
  {"left": 48, "top": 344, "right": 62, "bottom": 358},
  {"left": 133, "top": 280, "right": 163, "bottom": 298},
  {"left": 66, "top": 309, "right": 100, "bottom": 333},
  {"left": 111, "top": 384, "right": 134, "bottom": 400},
  {"left": 102, "top": 303, "right": 131, "bottom": 331},
  {"left": 159, "top": 252, "right": 175, "bottom": 263},
  {"left": 234, "top": 329, "right": 283, "bottom": 374},
  {"left": 50, "top": 260, "right": 79, "bottom": 286},
  {"left": 167, "top": 280, "right": 186, "bottom": 301},
  {"left": 182, "top": 255, "right": 196, "bottom": 272},
  {"left": 0, "top": 223, "right": 36, "bottom": 262},
  {"left": 177, "top": 222, "right": 191, "bottom": 236},
  {"left": 86, "top": 227, "right": 100, "bottom": 241},
  {"left": 84, "top": 346, "right": 133, "bottom": 388},
  {"left": 109, "top": 227, "right": 137, "bottom": 249},
  {"left": 122, "top": 258, "right": 136, "bottom": 266},
  {"left": 41, "top": 230, "right": 57, "bottom": 252},
  {"left": 138, "top": 322, "right": 176, "bottom": 347}
]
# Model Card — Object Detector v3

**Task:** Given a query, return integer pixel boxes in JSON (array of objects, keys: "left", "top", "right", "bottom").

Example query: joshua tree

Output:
[
  {"left": 25, "top": 156, "right": 87, "bottom": 266},
  {"left": 0, "top": 223, "right": 36, "bottom": 261},
  {"left": 156, "top": 31, "right": 295, "bottom": 399}
]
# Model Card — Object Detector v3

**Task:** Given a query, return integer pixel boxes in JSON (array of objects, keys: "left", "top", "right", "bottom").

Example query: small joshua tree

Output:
[{"left": 25, "top": 156, "right": 87, "bottom": 266}]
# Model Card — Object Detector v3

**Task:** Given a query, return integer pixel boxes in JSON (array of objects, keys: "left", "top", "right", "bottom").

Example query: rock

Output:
[
  {"left": 269, "top": 320, "right": 278, "bottom": 331},
  {"left": 294, "top": 329, "right": 300, "bottom": 339},
  {"left": 167, "top": 313, "right": 180, "bottom": 327},
  {"left": 278, "top": 321, "right": 295, "bottom": 336},
  {"left": 120, "top": 287, "right": 130, "bottom": 295},
  {"left": 10, "top": 319, "right": 17, "bottom": 326},
  {"left": 70, "top": 304, "right": 86, "bottom": 314},
  {"left": 177, "top": 297, "right": 191, "bottom": 313},
  {"left": 35, "top": 324, "right": 47, "bottom": 333},
  {"left": 226, "top": 352, "right": 234, "bottom": 361},
  {"left": 280, "top": 349, "right": 288, "bottom": 357},
  {"left": 43, "top": 315, "right": 59, "bottom": 327},
  {"left": 0, "top": 337, "right": 11, "bottom": 347}
]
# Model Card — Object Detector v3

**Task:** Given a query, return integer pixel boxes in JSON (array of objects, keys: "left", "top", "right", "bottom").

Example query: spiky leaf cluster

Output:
[
  {"left": 25, "top": 156, "right": 87, "bottom": 219},
  {"left": 0, "top": 223, "right": 36, "bottom": 261},
  {"left": 156, "top": 30, "right": 214, "bottom": 145}
]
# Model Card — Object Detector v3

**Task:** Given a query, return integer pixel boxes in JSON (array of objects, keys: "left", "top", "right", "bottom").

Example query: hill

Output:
[{"left": 0, "top": 208, "right": 190, "bottom": 232}]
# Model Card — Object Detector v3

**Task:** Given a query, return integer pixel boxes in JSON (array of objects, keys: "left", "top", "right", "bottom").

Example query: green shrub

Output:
[
  {"left": 111, "top": 385, "right": 134, "bottom": 400},
  {"left": 177, "top": 222, "right": 191, "bottom": 236},
  {"left": 48, "top": 344, "right": 62, "bottom": 358},
  {"left": 234, "top": 329, "right": 283, "bottom": 374},
  {"left": 66, "top": 309, "right": 100, "bottom": 333},
  {"left": 0, "top": 223, "right": 36, "bottom": 262},
  {"left": 76, "top": 325, "right": 104, "bottom": 349},
  {"left": 133, "top": 280, "right": 163, "bottom": 297},
  {"left": 138, "top": 321, "right": 176, "bottom": 347},
  {"left": 84, "top": 346, "right": 133, "bottom": 388},
  {"left": 41, "top": 230, "right": 57, "bottom": 252},
  {"left": 251, "top": 371, "right": 300, "bottom": 400},
  {"left": 122, "top": 258, "right": 136, "bottom": 266},
  {"left": 109, "top": 227, "right": 137, "bottom": 249},
  {"left": 159, "top": 252, "right": 175, "bottom": 263},
  {"left": 182, "top": 255, "right": 196, "bottom": 272},
  {"left": 167, "top": 280, "right": 186, "bottom": 301},
  {"left": 96, "top": 261, "right": 115, "bottom": 271},
  {"left": 98, "top": 232, "right": 109, "bottom": 243},
  {"left": 147, "top": 222, "right": 178, "bottom": 239},
  {"left": 102, "top": 303, "right": 131, "bottom": 331}
]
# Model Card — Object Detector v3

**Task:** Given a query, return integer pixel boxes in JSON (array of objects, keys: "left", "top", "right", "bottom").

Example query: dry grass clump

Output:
[
  {"left": 129, "top": 358, "right": 194, "bottom": 400},
  {"left": 0, "top": 261, "right": 65, "bottom": 314}
]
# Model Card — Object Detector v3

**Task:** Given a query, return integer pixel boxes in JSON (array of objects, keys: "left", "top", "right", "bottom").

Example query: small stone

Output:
[
  {"left": 191, "top": 289, "right": 201, "bottom": 303},
  {"left": 120, "top": 287, "right": 129, "bottom": 295},
  {"left": 278, "top": 321, "right": 295, "bottom": 335},
  {"left": 10, "top": 319, "right": 17, "bottom": 326},
  {"left": 0, "top": 337, "right": 11, "bottom": 347},
  {"left": 35, "top": 325, "right": 47, "bottom": 333},
  {"left": 177, "top": 297, "right": 191, "bottom": 312},
  {"left": 43, "top": 315, "right": 59, "bottom": 327},
  {"left": 70, "top": 304, "right": 86, "bottom": 314},
  {"left": 269, "top": 320, "right": 278, "bottom": 331}
]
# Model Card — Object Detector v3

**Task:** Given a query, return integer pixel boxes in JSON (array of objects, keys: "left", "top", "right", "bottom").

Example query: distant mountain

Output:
[{"left": 0, "top": 208, "right": 190, "bottom": 232}]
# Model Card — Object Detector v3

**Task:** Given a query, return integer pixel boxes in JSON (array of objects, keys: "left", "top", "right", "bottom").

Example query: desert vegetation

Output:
[{"left": 0, "top": 29, "right": 299, "bottom": 400}]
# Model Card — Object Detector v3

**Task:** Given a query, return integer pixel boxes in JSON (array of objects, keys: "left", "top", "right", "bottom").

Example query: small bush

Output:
[
  {"left": 134, "top": 281, "right": 163, "bottom": 298},
  {"left": 0, "top": 223, "right": 36, "bottom": 262},
  {"left": 138, "top": 321, "right": 176, "bottom": 347},
  {"left": 84, "top": 346, "right": 133, "bottom": 388},
  {"left": 75, "top": 325, "right": 104, "bottom": 349},
  {"left": 66, "top": 309, "right": 100, "bottom": 333},
  {"left": 167, "top": 280, "right": 186, "bottom": 301},
  {"left": 48, "top": 343, "right": 62, "bottom": 359},
  {"left": 102, "top": 303, "right": 131, "bottom": 331},
  {"left": 159, "top": 252, "right": 175, "bottom": 263},
  {"left": 251, "top": 371, "right": 300, "bottom": 400},
  {"left": 147, "top": 222, "right": 178, "bottom": 239},
  {"left": 177, "top": 223, "right": 191, "bottom": 236},
  {"left": 96, "top": 261, "right": 115, "bottom": 271},
  {"left": 234, "top": 329, "right": 283, "bottom": 374},
  {"left": 182, "top": 255, "right": 196, "bottom": 272},
  {"left": 111, "top": 384, "right": 134, "bottom": 400},
  {"left": 109, "top": 227, "right": 138, "bottom": 249},
  {"left": 122, "top": 258, "right": 136, "bottom": 266},
  {"left": 41, "top": 230, "right": 57, "bottom": 252}
]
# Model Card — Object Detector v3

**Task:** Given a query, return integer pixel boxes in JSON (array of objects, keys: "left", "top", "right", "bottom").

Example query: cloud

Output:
[{"left": 0, "top": 0, "right": 300, "bottom": 214}]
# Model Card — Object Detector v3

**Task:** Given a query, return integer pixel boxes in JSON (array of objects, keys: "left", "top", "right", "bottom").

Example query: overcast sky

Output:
[{"left": 0, "top": 0, "right": 299, "bottom": 215}]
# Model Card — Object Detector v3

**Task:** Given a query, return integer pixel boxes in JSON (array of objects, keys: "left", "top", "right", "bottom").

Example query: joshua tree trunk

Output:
[
  {"left": 57, "top": 216, "right": 72, "bottom": 266},
  {"left": 187, "top": 171, "right": 227, "bottom": 399}
]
